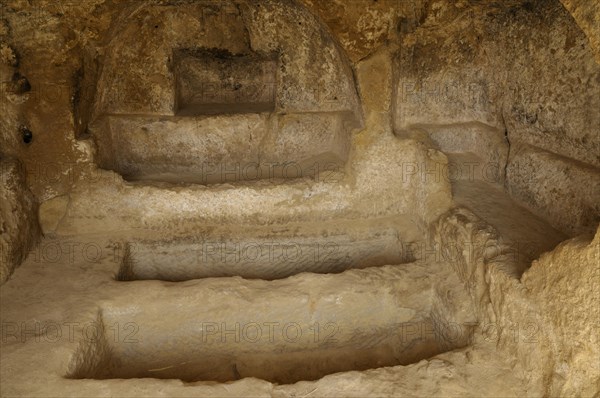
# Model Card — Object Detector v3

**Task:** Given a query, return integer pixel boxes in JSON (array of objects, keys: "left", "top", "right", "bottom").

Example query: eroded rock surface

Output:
[
  {"left": 0, "top": 158, "right": 39, "bottom": 284},
  {"left": 395, "top": 0, "right": 600, "bottom": 235},
  {"left": 433, "top": 207, "right": 600, "bottom": 396},
  {"left": 0, "top": 0, "right": 599, "bottom": 396},
  {"left": 559, "top": 0, "right": 600, "bottom": 62}
]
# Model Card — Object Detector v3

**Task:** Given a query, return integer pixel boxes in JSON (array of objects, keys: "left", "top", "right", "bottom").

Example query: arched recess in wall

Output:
[{"left": 78, "top": 0, "right": 363, "bottom": 184}]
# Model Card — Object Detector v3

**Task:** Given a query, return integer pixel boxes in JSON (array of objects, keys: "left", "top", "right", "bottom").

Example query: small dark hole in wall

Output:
[
  {"left": 10, "top": 72, "right": 30, "bottom": 94},
  {"left": 20, "top": 126, "right": 33, "bottom": 144}
]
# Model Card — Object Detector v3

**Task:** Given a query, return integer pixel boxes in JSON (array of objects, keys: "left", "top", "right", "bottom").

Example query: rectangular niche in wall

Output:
[{"left": 174, "top": 48, "right": 277, "bottom": 116}]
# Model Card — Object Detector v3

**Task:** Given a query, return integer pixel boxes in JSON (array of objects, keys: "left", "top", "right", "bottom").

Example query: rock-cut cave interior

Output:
[{"left": 0, "top": 0, "right": 599, "bottom": 396}]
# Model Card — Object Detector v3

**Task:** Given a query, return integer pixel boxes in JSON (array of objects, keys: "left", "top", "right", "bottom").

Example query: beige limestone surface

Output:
[
  {"left": 1, "top": 231, "right": 519, "bottom": 397},
  {"left": 0, "top": 158, "right": 39, "bottom": 284},
  {"left": 1, "top": 1, "right": 600, "bottom": 396}
]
